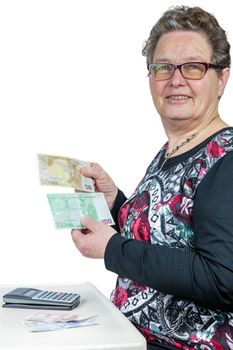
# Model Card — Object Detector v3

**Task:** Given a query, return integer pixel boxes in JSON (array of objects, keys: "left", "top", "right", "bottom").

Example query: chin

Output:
[
  {"left": 161, "top": 107, "right": 193, "bottom": 120},
  {"left": 162, "top": 113, "right": 193, "bottom": 122}
]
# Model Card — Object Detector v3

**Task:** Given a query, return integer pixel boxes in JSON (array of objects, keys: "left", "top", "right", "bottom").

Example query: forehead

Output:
[{"left": 153, "top": 31, "right": 212, "bottom": 62}]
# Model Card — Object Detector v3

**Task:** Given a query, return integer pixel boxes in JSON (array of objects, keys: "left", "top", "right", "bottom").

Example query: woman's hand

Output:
[
  {"left": 79, "top": 163, "right": 118, "bottom": 209},
  {"left": 71, "top": 217, "right": 117, "bottom": 258}
]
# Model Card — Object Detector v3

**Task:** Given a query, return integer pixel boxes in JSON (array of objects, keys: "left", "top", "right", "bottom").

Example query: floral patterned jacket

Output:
[{"left": 105, "top": 128, "right": 233, "bottom": 349}]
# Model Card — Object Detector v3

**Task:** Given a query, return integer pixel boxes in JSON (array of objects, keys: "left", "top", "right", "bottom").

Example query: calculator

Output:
[{"left": 2, "top": 287, "right": 80, "bottom": 310}]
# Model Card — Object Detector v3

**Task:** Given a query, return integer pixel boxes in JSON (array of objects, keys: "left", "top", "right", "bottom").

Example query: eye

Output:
[
  {"left": 189, "top": 64, "right": 200, "bottom": 70},
  {"left": 150, "top": 64, "right": 170, "bottom": 73},
  {"left": 184, "top": 63, "right": 205, "bottom": 72},
  {"left": 158, "top": 64, "right": 170, "bottom": 71},
  {"left": 158, "top": 64, "right": 168, "bottom": 70},
  {"left": 149, "top": 63, "right": 174, "bottom": 80}
]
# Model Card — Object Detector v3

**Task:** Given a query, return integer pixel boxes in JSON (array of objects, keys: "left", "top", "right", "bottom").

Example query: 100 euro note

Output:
[
  {"left": 38, "top": 154, "right": 95, "bottom": 192},
  {"left": 47, "top": 192, "right": 114, "bottom": 229}
]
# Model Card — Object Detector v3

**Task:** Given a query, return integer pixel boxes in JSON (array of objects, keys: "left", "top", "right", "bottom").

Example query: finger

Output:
[
  {"left": 71, "top": 229, "right": 89, "bottom": 256},
  {"left": 80, "top": 216, "right": 99, "bottom": 231}
]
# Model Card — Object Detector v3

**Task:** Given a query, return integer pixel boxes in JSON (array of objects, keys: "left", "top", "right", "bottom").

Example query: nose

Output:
[{"left": 170, "top": 66, "right": 187, "bottom": 87}]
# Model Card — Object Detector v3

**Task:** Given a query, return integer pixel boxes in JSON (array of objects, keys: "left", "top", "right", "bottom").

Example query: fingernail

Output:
[{"left": 80, "top": 216, "right": 86, "bottom": 224}]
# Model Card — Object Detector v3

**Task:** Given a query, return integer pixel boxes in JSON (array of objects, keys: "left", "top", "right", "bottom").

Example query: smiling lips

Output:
[{"left": 166, "top": 94, "right": 191, "bottom": 101}]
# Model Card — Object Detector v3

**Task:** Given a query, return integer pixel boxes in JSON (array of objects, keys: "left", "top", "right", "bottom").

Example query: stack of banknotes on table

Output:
[
  {"left": 38, "top": 154, "right": 114, "bottom": 229},
  {"left": 23, "top": 312, "right": 97, "bottom": 332}
]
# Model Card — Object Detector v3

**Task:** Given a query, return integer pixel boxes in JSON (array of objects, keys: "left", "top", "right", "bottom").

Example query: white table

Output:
[{"left": 0, "top": 282, "right": 146, "bottom": 350}]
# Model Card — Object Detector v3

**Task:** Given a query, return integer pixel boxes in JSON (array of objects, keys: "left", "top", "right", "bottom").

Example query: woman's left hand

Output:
[{"left": 71, "top": 217, "right": 117, "bottom": 258}]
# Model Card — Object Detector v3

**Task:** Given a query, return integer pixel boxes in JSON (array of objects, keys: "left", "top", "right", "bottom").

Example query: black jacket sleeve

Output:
[
  {"left": 110, "top": 189, "right": 127, "bottom": 232},
  {"left": 104, "top": 152, "right": 233, "bottom": 311}
]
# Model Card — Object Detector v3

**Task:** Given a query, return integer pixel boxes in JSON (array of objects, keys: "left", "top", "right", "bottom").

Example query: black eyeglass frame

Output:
[{"left": 147, "top": 62, "right": 222, "bottom": 80}]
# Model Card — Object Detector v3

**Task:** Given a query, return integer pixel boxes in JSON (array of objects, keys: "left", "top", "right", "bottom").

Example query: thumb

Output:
[
  {"left": 79, "top": 163, "right": 102, "bottom": 180},
  {"left": 80, "top": 216, "right": 99, "bottom": 230},
  {"left": 71, "top": 228, "right": 83, "bottom": 242},
  {"left": 78, "top": 166, "right": 90, "bottom": 176}
]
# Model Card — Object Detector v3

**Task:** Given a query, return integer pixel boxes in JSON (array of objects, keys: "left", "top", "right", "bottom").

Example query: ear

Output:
[{"left": 218, "top": 68, "right": 230, "bottom": 98}]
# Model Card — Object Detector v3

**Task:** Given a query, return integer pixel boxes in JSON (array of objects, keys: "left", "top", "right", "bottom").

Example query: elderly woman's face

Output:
[{"left": 149, "top": 31, "right": 229, "bottom": 125}]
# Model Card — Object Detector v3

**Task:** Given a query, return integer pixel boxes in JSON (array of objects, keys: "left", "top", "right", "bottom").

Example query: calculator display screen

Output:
[{"left": 24, "top": 290, "right": 37, "bottom": 297}]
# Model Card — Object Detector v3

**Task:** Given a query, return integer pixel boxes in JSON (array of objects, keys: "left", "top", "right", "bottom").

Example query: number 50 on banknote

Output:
[{"left": 38, "top": 154, "right": 95, "bottom": 192}]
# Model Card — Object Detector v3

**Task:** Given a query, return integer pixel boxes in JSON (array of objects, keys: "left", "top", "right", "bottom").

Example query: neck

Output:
[
  {"left": 163, "top": 113, "right": 228, "bottom": 159},
  {"left": 164, "top": 113, "right": 215, "bottom": 138}
]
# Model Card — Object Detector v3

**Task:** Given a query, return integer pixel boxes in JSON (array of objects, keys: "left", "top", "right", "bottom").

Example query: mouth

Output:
[{"left": 166, "top": 94, "right": 191, "bottom": 102}]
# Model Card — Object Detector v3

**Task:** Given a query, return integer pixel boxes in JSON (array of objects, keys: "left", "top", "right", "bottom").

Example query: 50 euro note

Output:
[
  {"left": 24, "top": 312, "right": 97, "bottom": 323},
  {"left": 38, "top": 154, "right": 94, "bottom": 192},
  {"left": 23, "top": 320, "right": 97, "bottom": 332},
  {"left": 47, "top": 192, "right": 114, "bottom": 229},
  {"left": 23, "top": 312, "right": 98, "bottom": 332}
]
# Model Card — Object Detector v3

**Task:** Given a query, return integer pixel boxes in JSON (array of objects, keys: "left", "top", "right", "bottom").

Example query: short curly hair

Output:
[{"left": 142, "top": 6, "right": 231, "bottom": 72}]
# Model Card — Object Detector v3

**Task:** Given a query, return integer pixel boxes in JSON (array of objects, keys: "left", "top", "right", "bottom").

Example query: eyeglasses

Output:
[{"left": 148, "top": 62, "right": 222, "bottom": 81}]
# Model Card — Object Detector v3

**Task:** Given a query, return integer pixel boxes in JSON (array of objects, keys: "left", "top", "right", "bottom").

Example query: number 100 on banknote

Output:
[{"left": 47, "top": 193, "right": 115, "bottom": 229}]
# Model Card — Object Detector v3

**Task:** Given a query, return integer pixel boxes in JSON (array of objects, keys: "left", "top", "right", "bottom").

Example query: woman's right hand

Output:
[{"left": 79, "top": 163, "right": 118, "bottom": 210}]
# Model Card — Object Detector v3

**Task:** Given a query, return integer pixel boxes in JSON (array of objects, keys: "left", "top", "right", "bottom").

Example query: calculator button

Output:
[
  {"left": 51, "top": 293, "right": 60, "bottom": 300},
  {"left": 42, "top": 295, "right": 50, "bottom": 299},
  {"left": 61, "top": 294, "right": 69, "bottom": 300},
  {"left": 42, "top": 292, "right": 52, "bottom": 298},
  {"left": 55, "top": 293, "right": 65, "bottom": 300},
  {"left": 49, "top": 292, "right": 57, "bottom": 299},
  {"left": 34, "top": 291, "right": 45, "bottom": 298},
  {"left": 45, "top": 292, "right": 54, "bottom": 299},
  {"left": 34, "top": 291, "right": 49, "bottom": 299}
]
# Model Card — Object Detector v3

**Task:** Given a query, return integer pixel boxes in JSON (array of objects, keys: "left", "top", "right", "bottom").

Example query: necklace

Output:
[{"left": 160, "top": 114, "right": 219, "bottom": 169}]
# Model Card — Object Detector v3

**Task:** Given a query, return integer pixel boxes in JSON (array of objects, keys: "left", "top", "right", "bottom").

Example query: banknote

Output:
[
  {"left": 23, "top": 319, "right": 97, "bottom": 332},
  {"left": 47, "top": 192, "right": 114, "bottom": 229},
  {"left": 25, "top": 312, "right": 97, "bottom": 323},
  {"left": 23, "top": 312, "right": 97, "bottom": 332},
  {"left": 38, "top": 154, "right": 95, "bottom": 191}
]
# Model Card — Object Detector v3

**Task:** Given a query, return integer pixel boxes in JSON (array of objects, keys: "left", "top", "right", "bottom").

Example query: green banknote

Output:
[
  {"left": 47, "top": 192, "right": 114, "bottom": 229},
  {"left": 38, "top": 154, "right": 94, "bottom": 192}
]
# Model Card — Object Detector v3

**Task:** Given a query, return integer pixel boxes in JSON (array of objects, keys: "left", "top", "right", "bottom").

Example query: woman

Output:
[{"left": 71, "top": 6, "right": 233, "bottom": 349}]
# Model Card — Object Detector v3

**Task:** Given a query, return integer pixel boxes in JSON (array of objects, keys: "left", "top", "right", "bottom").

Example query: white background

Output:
[{"left": 0, "top": 0, "right": 232, "bottom": 297}]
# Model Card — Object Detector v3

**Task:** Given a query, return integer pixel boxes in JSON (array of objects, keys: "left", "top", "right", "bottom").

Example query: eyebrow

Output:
[{"left": 153, "top": 56, "right": 208, "bottom": 63}]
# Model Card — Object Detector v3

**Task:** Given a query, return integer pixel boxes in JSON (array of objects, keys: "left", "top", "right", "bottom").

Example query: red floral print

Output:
[
  {"left": 207, "top": 141, "right": 225, "bottom": 158},
  {"left": 130, "top": 212, "right": 151, "bottom": 242},
  {"left": 118, "top": 203, "right": 130, "bottom": 230},
  {"left": 112, "top": 286, "right": 128, "bottom": 308}
]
